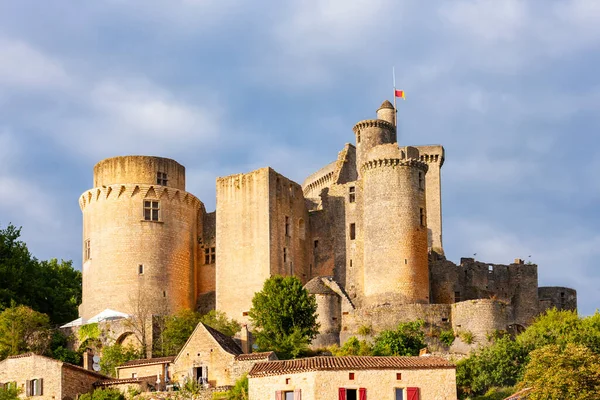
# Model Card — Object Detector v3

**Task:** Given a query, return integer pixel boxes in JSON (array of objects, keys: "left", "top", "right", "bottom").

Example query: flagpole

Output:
[{"left": 392, "top": 66, "right": 397, "bottom": 127}]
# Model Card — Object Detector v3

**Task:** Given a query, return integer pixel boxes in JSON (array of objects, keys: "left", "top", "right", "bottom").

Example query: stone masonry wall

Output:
[
  {"left": 61, "top": 365, "right": 106, "bottom": 400},
  {"left": 451, "top": 299, "right": 513, "bottom": 346},
  {"left": 538, "top": 287, "right": 577, "bottom": 313},
  {"left": 416, "top": 145, "right": 444, "bottom": 254},
  {"left": 249, "top": 368, "right": 457, "bottom": 400}
]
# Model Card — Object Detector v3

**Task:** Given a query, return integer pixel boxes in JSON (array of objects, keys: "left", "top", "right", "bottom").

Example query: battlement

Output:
[
  {"left": 361, "top": 158, "right": 428, "bottom": 173},
  {"left": 352, "top": 119, "right": 396, "bottom": 134},
  {"left": 79, "top": 184, "right": 203, "bottom": 211}
]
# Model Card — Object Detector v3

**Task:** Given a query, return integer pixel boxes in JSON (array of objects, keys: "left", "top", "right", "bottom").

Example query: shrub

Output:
[
  {"left": 79, "top": 389, "right": 125, "bottom": 400},
  {"left": 460, "top": 331, "right": 474, "bottom": 345},
  {"left": 439, "top": 330, "right": 455, "bottom": 347}
]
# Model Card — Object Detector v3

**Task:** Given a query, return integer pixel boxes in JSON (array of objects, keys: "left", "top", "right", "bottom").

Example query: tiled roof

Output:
[
  {"left": 95, "top": 376, "right": 157, "bottom": 386},
  {"left": 63, "top": 363, "right": 110, "bottom": 379},
  {"left": 236, "top": 352, "right": 275, "bottom": 361},
  {"left": 248, "top": 356, "right": 455, "bottom": 377},
  {"left": 304, "top": 277, "right": 337, "bottom": 295},
  {"left": 5, "top": 352, "right": 107, "bottom": 379},
  {"left": 6, "top": 353, "right": 36, "bottom": 359},
  {"left": 203, "top": 323, "right": 243, "bottom": 356},
  {"left": 378, "top": 100, "right": 394, "bottom": 110},
  {"left": 118, "top": 356, "right": 175, "bottom": 368}
]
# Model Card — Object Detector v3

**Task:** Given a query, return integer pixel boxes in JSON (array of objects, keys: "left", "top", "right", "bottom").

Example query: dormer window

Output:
[{"left": 157, "top": 172, "right": 168, "bottom": 186}]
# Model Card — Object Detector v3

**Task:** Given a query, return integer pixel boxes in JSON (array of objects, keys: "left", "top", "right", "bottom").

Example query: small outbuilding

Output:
[{"left": 248, "top": 355, "right": 457, "bottom": 400}]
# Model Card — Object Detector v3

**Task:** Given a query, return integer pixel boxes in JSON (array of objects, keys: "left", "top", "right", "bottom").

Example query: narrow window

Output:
[
  {"left": 211, "top": 247, "right": 216, "bottom": 264},
  {"left": 418, "top": 171, "right": 424, "bottom": 190},
  {"left": 204, "top": 247, "right": 216, "bottom": 264},
  {"left": 84, "top": 239, "right": 91, "bottom": 261},
  {"left": 488, "top": 265, "right": 494, "bottom": 273},
  {"left": 290, "top": 261, "right": 294, "bottom": 275},
  {"left": 143, "top": 200, "right": 160, "bottom": 221},
  {"left": 138, "top": 264, "right": 144, "bottom": 275},
  {"left": 285, "top": 378, "right": 290, "bottom": 384},
  {"left": 395, "top": 388, "right": 404, "bottom": 400},
  {"left": 314, "top": 240, "right": 319, "bottom": 249},
  {"left": 419, "top": 208, "right": 425, "bottom": 227},
  {"left": 156, "top": 172, "right": 168, "bottom": 186},
  {"left": 285, "top": 216, "right": 290, "bottom": 237},
  {"left": 284, "top": 392, "right": 294, "bottom": 400},
  {"left": 350, "top": 223, "right": 356, "bottom": 240},
  {"left": 349, "top": 372, "right": 355, "bottom": 380},
  {"left": 396, "top": 373, "right": 402, "bottom": 380},
  {"left": 357, "top": 132, "right": 361, "bottom": 143},
  {"left": 349, "top": 186, "right": 356, "bottom": 203},
  {"left": 455, "top": 291, "right": 461, "bottom": 302},
  {"left": 132, "top": 373, "right": 137, "bottom": 378},
  {"left": 163, "top": 291, "right": 166, "bottom": 298},
  {"left": 350, "top": 259, "right": 353, "bottom": 268},
  {"left": 283, "top": 247, "right": 287, "bottom": 262}
]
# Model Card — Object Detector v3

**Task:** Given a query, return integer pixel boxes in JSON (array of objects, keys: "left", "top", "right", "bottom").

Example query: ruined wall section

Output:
[
  {"left": 268, "top": 169, "right": 310, "bottom": 282},
  {"left": 80, "top": 156, "right": 200, "bottom": 320},
  {"left": 416, "top": 145, "right": 444, "bottom": 254},
  {"left": 451, "top": 299, "right": 513, "bottom": 346},
  {"left": 361, "top": 144, "right": 429, "bottom": 306},
  {"left": 538, "top": 287, "right": 577, "bottom": 314},
  {"left": 215, "top": 169, "right": 272, "bottom": 323}
]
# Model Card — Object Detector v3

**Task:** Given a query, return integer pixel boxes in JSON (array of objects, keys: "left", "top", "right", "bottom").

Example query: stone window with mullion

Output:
[{"left": 143, "top": 200, "right": 160, "bottom": 221}]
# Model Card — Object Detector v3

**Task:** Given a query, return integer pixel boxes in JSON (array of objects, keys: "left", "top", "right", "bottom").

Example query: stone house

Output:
[
  {"left": 248, "top": 356, "right": 456, "bottom": 400},
  {"left": 0, "top": 353, "right": 108, "bottom": 400},
  {"left": 116, "top": 323, "right": 276, "bottom": 389}
]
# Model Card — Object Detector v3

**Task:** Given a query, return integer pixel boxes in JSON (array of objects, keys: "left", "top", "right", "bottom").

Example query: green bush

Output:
[
  {"left": 439, "top": 329, "right": 455, "bottom": 347},
  {"left": 0, "top": 385, "right": 21, "bottom": 400},
  {"left": 79, "top": 389, "right": 125, "bottom": 400},
  {"left": 460, "top": 331, "right": 474, "bottom": 345}
]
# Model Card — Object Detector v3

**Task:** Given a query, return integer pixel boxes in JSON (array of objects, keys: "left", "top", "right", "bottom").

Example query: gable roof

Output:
[
  {"left": 2, "top": 353, "right": 108, "bottom": 380},
  {"left": 248, "top": 356, "right": 455, "bottom": 377},
  {"left": 174, "top": 322, "right": 242, "bottom": 364},
  {"left": 117, "top": 356, "right": 175, "bottom": 369}
]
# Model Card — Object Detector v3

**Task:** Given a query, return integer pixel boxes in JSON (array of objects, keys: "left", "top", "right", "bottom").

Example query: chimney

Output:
[
  {"left": 83, "top": 350, "right": 94, "bottom": 370},
  {"left": 240, "top": 325, "right": 251, "bottom": 354}
]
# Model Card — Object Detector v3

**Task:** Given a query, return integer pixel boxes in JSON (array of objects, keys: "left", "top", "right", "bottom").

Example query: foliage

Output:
[
  {"left": 79, "top": 389, "right": 126, "bottom": 400},
  {"left": 456, "top": 334, "right": 528, "bottom": 398},
  {"left": 459, "top": 330, "right": 474, "bottom": 345},
  {"left": 155, "top": 309, "right": 202, "bottom": 357},
  {"left": 99, "top": 344, "right": 142, "bottom": 377},
  {"left": 181, "top": 376, "right": 202, "bottom": 396},
  {"left": 200, "top": 310, "right": 241, "bottom": 337},
  {"left": 79, "top": 323, "right": 101, "bottom": 343},
  {"left": 371, "top": 320, "right": 425, "bottom": 356},
  {"left": 0, "top": 385, "right": 20, "bottom": 400},
  {"left": 226, "top": 373, "right": 248, "bottom": 400},
  {"left": 48, "top": 330, "right": 81, "bottom": 364},
  {"left": 248, "top": 276, "right": 319, "bottom": 359},
  {"left": 126, "top": 387, "right": 141, "bottom": 400},
  {"left": 0, "top": 224, "right": 81, "bottom": 324},
  {"left": 518, "top": 344, "right": 600, "bottom": 400},
  {"left": 329, "top": 337, "right": 372, "bottom": 356},
  {"left": 517, "top": 308, "right": 582, "bottom": 351},
  {"left": 0, "top": 303, "right": 51, "bottom": 359},
  {"left": 469, "top": 387, "right": 515, "bottom": 400},
  {"left": 357, "top": 324, "right": 372, "bottom": 336},
  {"left": 439, "top": 329, "right": 455, "bottom": 347}
]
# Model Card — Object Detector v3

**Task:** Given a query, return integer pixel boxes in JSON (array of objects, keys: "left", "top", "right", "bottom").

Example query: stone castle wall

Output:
[
  {"left": 416, "top": 145, "right": 444, "bottom": 254},
  {"left": 451, "top": 299, "right": 513, "bottom": 345},
  {"left": 79, "top": 156, "right": 201, "bottom": 319},
  {"left": 538, "top": 286, "right": 577, "bottom": 314}
]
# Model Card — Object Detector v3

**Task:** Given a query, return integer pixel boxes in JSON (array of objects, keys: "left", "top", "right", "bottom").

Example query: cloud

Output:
[{"left": 0, "top": 37, "right": 70, "bottom": 89}]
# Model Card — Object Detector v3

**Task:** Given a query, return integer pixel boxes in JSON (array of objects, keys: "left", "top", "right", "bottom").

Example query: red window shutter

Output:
[
  {"left": 407, "top": 387, "right": 420, "bottom": 400},
  {"left": 339, "top": 388, "right": 346, "bottom": 400},
  {"left": 359, "top": 387, "right": 367, "bottom": 400}
]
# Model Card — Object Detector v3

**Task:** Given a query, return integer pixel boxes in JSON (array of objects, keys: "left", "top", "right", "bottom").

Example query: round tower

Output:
[
  {"left": 360, "top": 142, "right": 430, "bottom": 306},
  {"left": 353, "top": 100, "right": 397, "bottom": 178},
  {"left": 79, "top": 156, "right": 202, "bottom": 320},
  {"left": 304, "top": 277, "right": 341, "bottom": 348}
]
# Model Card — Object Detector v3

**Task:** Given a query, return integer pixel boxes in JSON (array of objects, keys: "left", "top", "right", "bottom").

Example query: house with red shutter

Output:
[{"left": 247, "top": 355, "right": 457, "bottom": 400}]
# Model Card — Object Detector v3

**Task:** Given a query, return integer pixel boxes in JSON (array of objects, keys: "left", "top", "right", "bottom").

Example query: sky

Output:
[{"left": 0, "top": 0, "right": 599, "bottom": 316}]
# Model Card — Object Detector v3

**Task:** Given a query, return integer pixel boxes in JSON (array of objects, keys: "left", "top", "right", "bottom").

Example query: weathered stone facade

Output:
[
  {"left": 78, "top": 100, "right": 577, "bottom": 351},
  {"left": 248, "top": 356, "right": 457, "bottom": 400},
  {"left": 0, "top": 353, "right": 107, "bottom": 400}
]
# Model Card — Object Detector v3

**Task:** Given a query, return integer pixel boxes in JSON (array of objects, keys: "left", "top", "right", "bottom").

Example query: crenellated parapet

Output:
[
  {"left": 361, "top": 158, "right": 428, "bottom": 173},
  {"left": 79, "top": 184, "right": 203, "bottom": 211},
  {"left": 352, "top": 119, "right": 396, "bottom": 134}
]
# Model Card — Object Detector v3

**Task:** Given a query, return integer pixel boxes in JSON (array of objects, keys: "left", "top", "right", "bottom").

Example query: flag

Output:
[{"left": 395, "top": 89, "right": 405, "bottom": 99}]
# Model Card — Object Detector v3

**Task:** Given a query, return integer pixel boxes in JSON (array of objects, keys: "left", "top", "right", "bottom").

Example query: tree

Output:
[
  {"left": 155, "top": 309, "right": 202, "bottom": 357},
  {"left": 200, "top": 310, "right": 241, "bottom": 337},
  {"left": 519, "top": 344, "right": 600, "bottom": 400},
  {"left": 227, "top": 373, "right": 248, "bottom": 400},
  {"left": 0, "top": 303, "right": 51, "bottom": 359},
  {"left": 99, "top": 344, "right": 142, "bottom": 377},
  {"left": 329, "top": 336, "right": 372, "bottom": 356},
  {"left": 248, "top": 276, "right": 319, "bottom": 359},
  {"left": 372, "top": 320, "right": 426, "bottom": 356},
  {"left": 0, "top": 224, "right": 81, "bottom": 324},
  {"left": 123, "top": 285, "right": 168, "bottom": 357},
  {"left": 456, "top": 334, "right": 528, "bottom": 398},
  {"left": 517, "top": 308, "right": 583, "bottom": 352},
  {"left": 0, "top": 385, "right": 20, "bottom": 400}
]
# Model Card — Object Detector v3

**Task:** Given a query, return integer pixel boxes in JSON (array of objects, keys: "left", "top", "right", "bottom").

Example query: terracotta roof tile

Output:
[
  {"left": 6, "top": 353, "right": 36, "bottom": 359},
  {"left": 248, "top": 356, "right": 454, "bottom": 377},
  {"left": 94, "top": 376, "right": 157, "bottom": 386},
  {"left": 235, "top": 352, "right": 275, "bottom": 361},
  {"left": 118, "top": 356, "right": 175, "bottom": 368},
  {"left": 378, "top": 100, "right": 394, "bottom": 110}
]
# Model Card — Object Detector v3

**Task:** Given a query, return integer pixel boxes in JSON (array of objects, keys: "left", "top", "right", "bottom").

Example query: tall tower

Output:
[
  {"left": 79, "top": 156, "right": 203, "bottom": 320},
  {"left": 356, "top": 102, "right": 430, "bottom": 306}
]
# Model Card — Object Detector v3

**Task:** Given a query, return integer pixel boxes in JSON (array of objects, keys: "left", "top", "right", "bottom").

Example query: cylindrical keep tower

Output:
[
  {"left": 353, "top": 101, "right": 397, "bottom": 178},
  {"left": 360, "top": 144, "right": 429, "bottom": 306},
  {"left": 79, "top": 156, "right": 202, "bottom": 320},
  {"left": 305, "top": 277, "right": 341, "bottom": 348}
]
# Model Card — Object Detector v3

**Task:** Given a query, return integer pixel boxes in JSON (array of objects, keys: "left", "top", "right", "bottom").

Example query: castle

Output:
[{"left": 77, "top": 100, "right": 576, "bottom": 349}]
